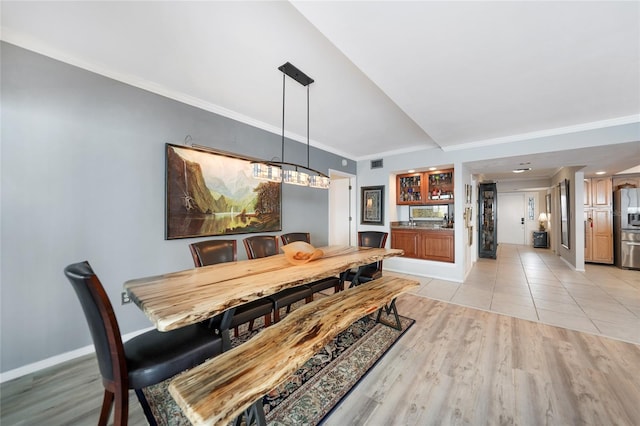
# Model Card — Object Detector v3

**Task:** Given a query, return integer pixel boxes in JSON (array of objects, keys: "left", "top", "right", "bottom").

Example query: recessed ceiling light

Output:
[
  {"left": 428, "top": 167, "right": 437, "bottom": 171},
  {"left": 595, "top": 171, "right": 606, "bottom": 175},
  {"left": 512, "top": 168, "right": 531, "bottom": 173},
  {"left": 408, "top": 169, "right": 415, "bottom": 173}
]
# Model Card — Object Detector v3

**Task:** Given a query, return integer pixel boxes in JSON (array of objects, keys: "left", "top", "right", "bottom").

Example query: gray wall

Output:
[{"left": 0, "top": 43, "right": 355, "bottom": 373}]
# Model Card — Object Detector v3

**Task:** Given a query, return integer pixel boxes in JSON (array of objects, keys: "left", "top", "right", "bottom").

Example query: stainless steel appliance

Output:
[
  {"left": 613, "top": 188, "right": 640, "bottom": 269},
  {"left": 619, "top": 230, "right": 640, "bottom": 269}
]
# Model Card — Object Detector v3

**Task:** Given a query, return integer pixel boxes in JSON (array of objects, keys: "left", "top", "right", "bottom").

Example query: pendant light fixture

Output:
[{"left": 252, "top": 62, "right": 330, "bottom": 189}]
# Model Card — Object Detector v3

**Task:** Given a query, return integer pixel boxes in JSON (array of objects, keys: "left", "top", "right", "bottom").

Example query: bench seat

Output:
[{"left": 168, "top": 275, "right": 418, "bottom": 425}]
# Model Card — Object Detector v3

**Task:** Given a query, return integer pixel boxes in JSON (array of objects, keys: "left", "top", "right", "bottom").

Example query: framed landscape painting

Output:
[{"left": 165, "top": 143, "right": 281, "bottom": 239}]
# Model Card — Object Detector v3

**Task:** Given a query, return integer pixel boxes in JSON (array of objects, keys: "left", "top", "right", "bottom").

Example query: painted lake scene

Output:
[{"left": 166, "top": 144, "right": 281, "bottom": 239}]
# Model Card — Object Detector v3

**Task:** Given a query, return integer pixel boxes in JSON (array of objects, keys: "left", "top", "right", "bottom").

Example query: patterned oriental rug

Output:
[{"left": 143, "top": 312, "right": 415, "bottom": 425}]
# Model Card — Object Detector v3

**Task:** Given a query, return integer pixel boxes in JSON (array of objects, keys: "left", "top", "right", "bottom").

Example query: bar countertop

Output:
[{"left": 390, "top": 221, "right": 454, "bottom": 231}]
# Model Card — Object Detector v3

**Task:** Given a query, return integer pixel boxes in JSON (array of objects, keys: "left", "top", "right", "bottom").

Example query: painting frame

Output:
[
  {"left": 165, "top": 143, "right": 282, "bottom": 239},
  {"left": 361, "top": 185, "right": 385, "bottom": 225},
  {"left": 546, "top": 193, "right": 551, "bottom": 215},
  {"left": 559, "top": 179, "right": 570, "bottom": 249}
]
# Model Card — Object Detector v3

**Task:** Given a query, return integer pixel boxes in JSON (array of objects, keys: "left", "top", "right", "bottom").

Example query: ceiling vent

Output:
[{"left": 371, "top": 159, "right": 383, "bottom": 169}]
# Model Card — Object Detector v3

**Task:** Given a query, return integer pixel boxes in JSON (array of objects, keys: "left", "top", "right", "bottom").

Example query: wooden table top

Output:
[{"left": 124, "top": 245, "right": 403, "bottom": 331}]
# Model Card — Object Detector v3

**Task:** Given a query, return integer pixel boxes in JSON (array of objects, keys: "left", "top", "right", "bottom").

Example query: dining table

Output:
[
  {"left": 124, "top": 245, "right": 404, "bottom": 333},
  {"left": 123, "top": 244, "right": 406, "bottom": 425}
]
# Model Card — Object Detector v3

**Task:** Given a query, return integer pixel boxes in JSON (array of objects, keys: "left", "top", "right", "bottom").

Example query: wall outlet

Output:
[{"left": 121, "top": 291, "right": 131, "bottom": 305}]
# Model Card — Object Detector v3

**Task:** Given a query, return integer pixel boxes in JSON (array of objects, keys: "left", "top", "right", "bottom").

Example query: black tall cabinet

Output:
[{"left": 478, "top": 183, "right": 497, "bottom": 258}]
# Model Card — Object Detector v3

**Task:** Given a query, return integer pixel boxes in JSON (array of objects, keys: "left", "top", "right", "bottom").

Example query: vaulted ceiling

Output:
[{"left": 2, "top": 1, "right": 639, "bottom": 180}]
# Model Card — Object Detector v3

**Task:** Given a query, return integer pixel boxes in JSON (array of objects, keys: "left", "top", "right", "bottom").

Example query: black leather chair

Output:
[
  {"left": 280, "top": 232, "right": 341, "bottom": 296},
  {"left": 243, "top": 235, "right": 314, "bottom": 322},
  {"left": 189, "top": 239, "right": 273, "bottom": 336},
  {"left": 189, "top": 239, "right": 238, "bottom": 266},
  {"left": 64, "top": 261, "right": 222, "bottom": 426},
  {"left": 344, "top": 231, "right": 389, "bottom": 287},
  {"left": 280, "top": 232, "right": 311, "bottom": 245}
]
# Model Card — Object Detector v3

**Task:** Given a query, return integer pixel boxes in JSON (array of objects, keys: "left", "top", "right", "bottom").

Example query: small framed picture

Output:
[{"left": 361, "top": 186, "right": 384, "bottom": 225}]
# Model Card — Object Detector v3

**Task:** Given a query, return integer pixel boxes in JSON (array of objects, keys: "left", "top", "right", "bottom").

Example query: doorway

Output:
[
  {"left": 328, "top": 170, "right": 356, "bottom": 246},
  {"left": 498, "top": 193, "right": 526, "bottom": 245}
]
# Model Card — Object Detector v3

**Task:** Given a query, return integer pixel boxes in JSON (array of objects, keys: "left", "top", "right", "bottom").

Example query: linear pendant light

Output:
[{"left": 252, "top": 62, "right": 330, "bottom": 189}]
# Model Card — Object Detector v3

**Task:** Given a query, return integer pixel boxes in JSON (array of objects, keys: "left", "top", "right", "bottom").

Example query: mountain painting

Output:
[{"left": 165, "top": 144, "right": 281, "bottom": 239}]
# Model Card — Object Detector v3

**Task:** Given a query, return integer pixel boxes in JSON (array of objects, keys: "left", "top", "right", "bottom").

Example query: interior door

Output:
[
  {"left": 328, "top": 173, "right": 356, "bottom": 246},
  {"left": 498, "top": 193, "right": 526, "bottom": 244}
]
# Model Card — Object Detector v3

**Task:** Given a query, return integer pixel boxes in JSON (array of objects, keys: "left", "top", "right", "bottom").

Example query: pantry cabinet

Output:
[
  {"left": 584, "top": 208, "right": 613, "bottom": 264},
  {"left": 583, "top": 177, "right": 613, "bottom": 264}
]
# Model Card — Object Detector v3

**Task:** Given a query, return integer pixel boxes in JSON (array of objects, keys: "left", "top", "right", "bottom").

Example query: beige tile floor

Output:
[{"left": 392, "top": 243, "right": 640, "bottom": 344}]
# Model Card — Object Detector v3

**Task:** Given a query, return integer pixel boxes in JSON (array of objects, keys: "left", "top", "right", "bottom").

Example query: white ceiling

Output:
[{"left": 2, "top": 1, "right": 639, "bottom": 181}]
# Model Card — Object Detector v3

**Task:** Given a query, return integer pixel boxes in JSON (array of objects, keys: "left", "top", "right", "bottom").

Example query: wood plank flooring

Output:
[
  {"left": 2, "top": 294, "right": 639, "bottom": 425},
  {"left": 324, "top": 295, "right": 640, "bottom": 426}
]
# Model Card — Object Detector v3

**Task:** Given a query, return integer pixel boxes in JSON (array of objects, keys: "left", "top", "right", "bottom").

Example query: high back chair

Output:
[
  {"left": 345, "top": 231, "right": 389, "bottom": 287},
  {"left": 189, "top": 239, "right": 273, "bottom": 336},
  {"left": 64, "top": 261, "right": 223, "bottom": 426},
  {"left": 243, "top": 235, "right": 314, "bottom": 322},
  {"left": 243, "top": 235, "right": 279, "bottom": 259},
  {"left": 280, "top": 232, "right": 311, "bottom": 245},
  {"left": 280, "top": 232, "right": 341, "bottom": 296},
  {"left": 189, "top": 239, "right": 237, "bottom": 266}
]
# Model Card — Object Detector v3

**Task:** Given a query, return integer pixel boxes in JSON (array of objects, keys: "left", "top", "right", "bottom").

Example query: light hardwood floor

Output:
[
  {"left": 2, "top": 244, "right": 639, "bottom": 425},
  {"left": 324, "top": 295, "right": 640, "bottom": 425}
]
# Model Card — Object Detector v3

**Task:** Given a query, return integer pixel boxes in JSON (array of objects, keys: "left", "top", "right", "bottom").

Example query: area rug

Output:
[{"left": 143, "top": 311, "right": 414, "bottom": 425}]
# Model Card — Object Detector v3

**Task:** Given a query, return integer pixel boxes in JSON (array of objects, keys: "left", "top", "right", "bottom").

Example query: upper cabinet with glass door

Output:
[
  {"left": 396, "top": 168, "right": 454, "bottom": 205},
  {"left": 426, "top": 169, "right": 454, "bottom": 203},
  {"left": 397, "top": 172, "right": 425, "bottom": 204}
]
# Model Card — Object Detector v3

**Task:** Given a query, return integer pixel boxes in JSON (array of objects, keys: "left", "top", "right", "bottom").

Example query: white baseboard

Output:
[{"left": 0, "top": 327, "right": 153, "bottom": 384}]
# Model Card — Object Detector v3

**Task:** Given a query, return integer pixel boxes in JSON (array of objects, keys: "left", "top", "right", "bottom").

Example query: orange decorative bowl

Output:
[{"left": 281, "top": 241, "right": 324, "bottom": 265}]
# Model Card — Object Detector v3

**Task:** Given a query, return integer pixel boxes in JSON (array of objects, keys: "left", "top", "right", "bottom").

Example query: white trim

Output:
[
  {"left": 444, "top": 115, "right": 640, "bottom": 152},
  {"left": 0, "top": 33, "right": 356, "bottom": 160},
  {"left": 0, "top": 327, "right": 153, "bottom": 384}
]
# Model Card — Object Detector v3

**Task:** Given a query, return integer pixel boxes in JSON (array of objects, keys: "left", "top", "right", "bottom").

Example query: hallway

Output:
[{"left": 393, "top": 244, "right": 640, "bottom": 344}]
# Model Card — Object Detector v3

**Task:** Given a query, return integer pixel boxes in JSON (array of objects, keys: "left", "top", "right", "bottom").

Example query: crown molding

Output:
[{"left": 444, "top": 115, "right": 640, "bottom": 152}]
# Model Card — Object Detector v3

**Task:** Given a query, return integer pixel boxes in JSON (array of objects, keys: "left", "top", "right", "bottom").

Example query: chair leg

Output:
[
  {"left": 135, "top": 388, "right": 157, "bottom": 426},
  {"left": 264, "top": 314, "right": 272, "bottom": 327},
  {"left": 305, "top": 295, "right": 313, "bottom": 303},
  {"left": 234, "top": 326, "right": 240, "bottom": 338},
  {"left": 273, "top": 307, "right": 281, "bottom": 323},
  {"left": 98, "top": 389, "right": 114, "bottom": 426},
  {"left": 112, "top": 387, "right": 129, "bottom": 426},
  {"left": 248, "top": 319, "right": 255, "bottom": 332}
]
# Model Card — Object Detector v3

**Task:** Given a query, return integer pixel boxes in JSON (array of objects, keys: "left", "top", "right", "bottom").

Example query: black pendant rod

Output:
[
  {"left": 307, "top": 84, "right": 310, "bottom": 169},
  {"left": 281, "top": 72, "right": 286, "bottom": 163}
]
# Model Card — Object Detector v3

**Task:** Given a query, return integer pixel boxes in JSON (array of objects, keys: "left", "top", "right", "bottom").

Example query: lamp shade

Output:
[
  {"left": 538, "top": 212, "right": 548, "bottom": 231},
  {"left": 252, "top": 163, "right": 282, "bottom": 183}
]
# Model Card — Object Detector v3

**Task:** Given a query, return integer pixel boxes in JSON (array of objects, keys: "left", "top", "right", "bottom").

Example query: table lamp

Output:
[{"left": 538, "top": 212, "right": 548, "bottom": 231}]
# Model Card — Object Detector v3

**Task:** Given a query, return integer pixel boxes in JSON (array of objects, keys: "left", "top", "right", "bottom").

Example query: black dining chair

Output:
[
  {"left": 344, "top": 231, "right": 389, "bottom": 287},
  {"left": 64, "top": 261, "right": 223, "bottom": 426},
  {"left": 280, "top": 232, "right": 311, "bottom": 245},
  {"left": 189, "top": 239, "right": 273, "bottom": 336},
  {"left": 280, "top": 232, "right": 341, "bottom": 296},
  {"left": 243, "top": 235, "right": 314, "bottom": 322},
  {"left": 189, "top": 239, "right": 238, "bottom": 266}
]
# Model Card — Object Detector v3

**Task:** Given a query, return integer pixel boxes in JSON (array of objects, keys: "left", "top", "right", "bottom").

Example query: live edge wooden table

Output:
[
  {"left": 124, "top": 245, "right": 403, "bottom": 332},
  {"left": 123, "top": 245, "right": 413, "bottom": 425}
]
